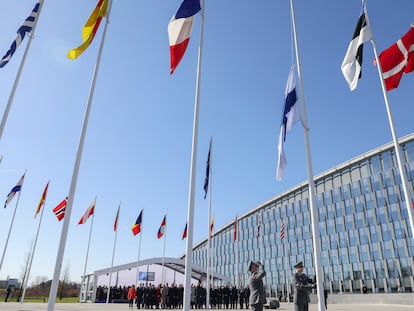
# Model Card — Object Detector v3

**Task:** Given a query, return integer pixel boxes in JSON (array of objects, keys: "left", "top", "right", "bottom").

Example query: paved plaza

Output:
[{"left": 0, "top": 303, "right": 413, "bottom": 311}]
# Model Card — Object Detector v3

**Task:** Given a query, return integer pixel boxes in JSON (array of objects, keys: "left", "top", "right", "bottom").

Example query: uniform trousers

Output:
[
  {"left": 294, "top": 302, "right": 309, "bottom": 311},
  {"left": 250, "top": 302, "right": 263, "bottom": 311}
]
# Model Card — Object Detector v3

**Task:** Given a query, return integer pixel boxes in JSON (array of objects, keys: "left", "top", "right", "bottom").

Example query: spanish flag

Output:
[
  {"left": 35, "top": 181, "right": 49, "bottom": 218},
  {"left": 68, "top": 0, "right": 108, "bottom": 60},
  {"left": 210, "top": 215, "right": 214, "bottom": 237}
]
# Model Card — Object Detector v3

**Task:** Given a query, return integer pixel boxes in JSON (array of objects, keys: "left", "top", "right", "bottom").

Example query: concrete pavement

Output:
[{"left": 0, "top": 303, "right": 413, "bottom": 311}]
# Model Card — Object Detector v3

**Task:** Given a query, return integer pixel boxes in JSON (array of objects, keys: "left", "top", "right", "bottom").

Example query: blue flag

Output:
[
  {"left": 0, "top": 2, "right": 40, "bottom": 68},
  {"left": 203, "top": 139, "right": 212, "bottom": 199},
  {"left": 4, "top": 173, "right": 25, "bottom": 208},
  {"left": 276, "top": 67, "right": 301, "bottom": 180}
]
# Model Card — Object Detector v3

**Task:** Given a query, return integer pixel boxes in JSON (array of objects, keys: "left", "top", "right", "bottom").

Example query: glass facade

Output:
[{"left": 191, "top": 135, "right": 414, "bottom": 296}]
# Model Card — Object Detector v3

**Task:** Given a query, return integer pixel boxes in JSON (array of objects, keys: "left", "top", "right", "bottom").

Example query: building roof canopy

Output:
[{"left": 93, "top": 257, "right": 230, "bottom": 283}]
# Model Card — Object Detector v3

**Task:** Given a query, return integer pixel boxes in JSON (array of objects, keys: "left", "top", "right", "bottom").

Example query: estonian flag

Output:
[{"left": 341, "top": 6, "right": 372, "bottom": 91}]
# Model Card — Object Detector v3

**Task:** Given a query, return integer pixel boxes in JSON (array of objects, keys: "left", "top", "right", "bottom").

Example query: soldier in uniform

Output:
[
  {"left": 247, "top": 261, "right": 266, "bottom": 311},
  {"left": 222, "top": 284, "right": 230, "bottom": 309},
  {"left": 291, "top": 261, "right": 314, "bottom": 311},
  {"left": 238, "top": 286, "right": 245, "bottom": 309}
]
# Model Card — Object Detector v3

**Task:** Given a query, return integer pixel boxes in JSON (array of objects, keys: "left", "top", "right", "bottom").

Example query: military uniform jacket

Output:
[
  {"left": 291, "top": 272, "right": 312, "bottom": 305},
  {"left": 248, "top": 266, "right": 266, "bottom": 305}
]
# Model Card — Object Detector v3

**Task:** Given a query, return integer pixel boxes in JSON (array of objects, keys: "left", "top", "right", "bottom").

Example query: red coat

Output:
[
  {"left": 155, "top": 287, "right": 161, "bottom": 303},
  {"left": 128, "top": 286, "right": 137, "bottom": 300}
]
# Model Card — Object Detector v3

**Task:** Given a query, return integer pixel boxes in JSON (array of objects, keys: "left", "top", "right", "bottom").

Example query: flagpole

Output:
[
  {"left": 162, "top": 212, "right": 167, "bottom": 286},
  {"left": 79, "top": 199, "right": 96, "bottom": 303},
  {"left": 0, "top": 0, "right": 44, "bottom": 140},
  {"left": 135, "top": 226, "right": 143, "bottom": 287},
  {"left": 135, "top": 210, "right": 143, "bottom": 288},
  {"left": 0, "top": 170, "right": 26, "bottom": 274},
  {"left": 183, "top": 0, "right": 206, "bottom": 310},
  {"left": 20, "top": 242, "right": 35, "bottom": 304},
  {"left": 211, "top": 230, "right": 215, "bottom": 286},
  {"left": 206, "top": 138, "right": 212, "bottom": 309},
  {"left": 47, "top": 1, "right": 114, "bottom": 309},
  {"left": 20, "top": 181, "right": 49, "bottom": 303},
  {"left": 364, "top": 0, "right": 414, "bottom": 241},
  {"left": 257, "top": 212, "right": 262, "bottom": 260},
  {"left": 107, "top": 202, "right": 120, "bottom": 303},
  {"left": 284, "top": 220, "right": 290, "bottom": 303},
  {"left": 18, "top": 246, "right": 31, "bottom": 301},
  {"left": 0, "top": 194, "right": 20, "bottom": 271},
  {"left": 259, "top": 210, "right": 266, "bottom": 297},
  {"left": 289, "top": 1, "right": 324, "bottom": 310},
  {"left": 235, "top": 215, "right": 239, "bottom": 288}
]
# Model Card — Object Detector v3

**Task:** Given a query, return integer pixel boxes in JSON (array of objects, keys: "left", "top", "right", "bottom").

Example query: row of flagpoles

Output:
[
  {"left": 0, "top": 167, "right": 336, "bottom": 304},
  {"left": 342, "top": 0, "right": 414, "bottom": 250},
  {"left": 1, "top": 0, "right": 414, "bottom": 311},
  {"left": 0, "top": 3, "right": 207, "bottom": 308},
  {"left": 0, "top": 172, "right": 176, "bottom": 298}
]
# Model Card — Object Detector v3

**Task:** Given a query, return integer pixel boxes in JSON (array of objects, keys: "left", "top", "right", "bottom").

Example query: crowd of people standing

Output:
[
  {"left": 99, "top": 282, "right": 252, "bottom": 309},
  {"left": 98, "top": 260, "right": 321, "bottom": 311}
]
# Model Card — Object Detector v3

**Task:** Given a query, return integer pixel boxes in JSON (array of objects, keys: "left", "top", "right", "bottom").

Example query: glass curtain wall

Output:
[{"left": 192, "top": 136, "right": 414, "bottom": 296}]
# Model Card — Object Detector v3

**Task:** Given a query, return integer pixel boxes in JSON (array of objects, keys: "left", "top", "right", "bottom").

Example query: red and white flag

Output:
[
  {"left": 379, "top": 25, "right": 414, "bottom": 91},
  {"left": 280, "top": 221, "right": 285, "bottom": 240},
  {"left": 53, "top": 197, "right": 67, "bottom": 221},
  {"left": 157, "top": 215, "right": 166, "bottom": 239},
  {"left": 113, "top": 206, "right": 120, "bottom": 232},
  {"left": 182, "top": 222, "right": 187, "bottom": 240},
  {"left": 78, "top": 197, "right": 96, "bottom": 225}
]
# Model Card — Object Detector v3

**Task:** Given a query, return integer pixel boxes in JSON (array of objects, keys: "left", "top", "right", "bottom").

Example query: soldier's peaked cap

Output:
[{"left": 294, "top": 261, "right": 304, "bottom": 268}]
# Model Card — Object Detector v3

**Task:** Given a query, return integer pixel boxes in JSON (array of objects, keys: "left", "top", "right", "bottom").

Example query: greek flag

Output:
[{"left": 0, "top": 2, "right": 40, "bottom": 68}]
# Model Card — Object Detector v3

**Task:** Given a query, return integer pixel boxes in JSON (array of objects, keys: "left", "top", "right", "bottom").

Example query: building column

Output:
[
  {"left": 383, "top": 278, "right": 388, "bottom": 293},
  {"left": 409, "top": 276, "right": 414, "bottom": 292},
  {"left": 370, "top": 279, "right": 375, "bottom": 293},
  {"left": 91, "top": 275, "right": 98, "bottom": 303}
]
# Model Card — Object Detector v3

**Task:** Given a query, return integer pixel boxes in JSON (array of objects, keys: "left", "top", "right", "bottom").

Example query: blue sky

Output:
[{"left": 0, "top": 0, "right": 413, "bottom": 284}]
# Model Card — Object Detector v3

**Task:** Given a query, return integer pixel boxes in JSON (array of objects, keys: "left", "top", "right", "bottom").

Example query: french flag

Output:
[{"left": 168, "top": 0, "right": 201, "bottom": 74}]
